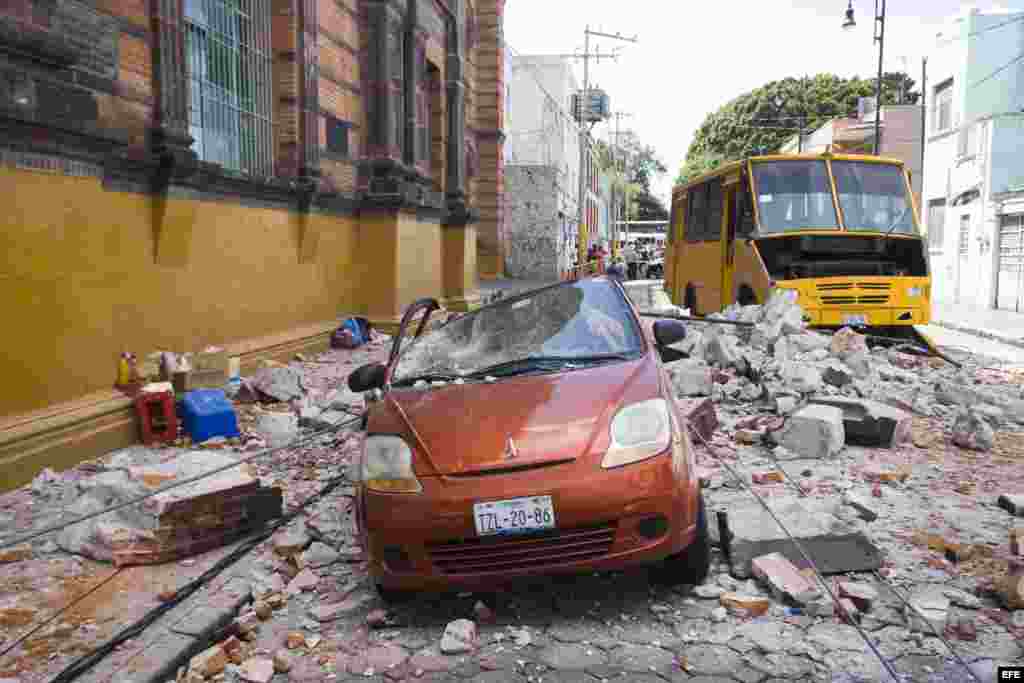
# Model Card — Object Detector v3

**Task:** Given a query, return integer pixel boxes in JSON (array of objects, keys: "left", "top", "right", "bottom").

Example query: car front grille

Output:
[{"left": 427, "top": 522, "right": 617, "bottom": 575}]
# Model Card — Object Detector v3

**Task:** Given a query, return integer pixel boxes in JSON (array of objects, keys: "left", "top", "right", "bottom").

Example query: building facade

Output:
[
  {"left": 779, "top": 104, "right": 924, "bottom": 205},
  {"left": 503, "top": 55, "right": 579, "bottom": 280},
  {"left": 921, "top": 6, "right": 1024, "bottom": 309},
  {"left": 0, "top": 0, "right": 506, "bottom": 487}
]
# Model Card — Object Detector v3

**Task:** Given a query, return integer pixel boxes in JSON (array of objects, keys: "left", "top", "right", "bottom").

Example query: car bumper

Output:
[{"left": 362, "top": 454, "right": 697, "bottom": 592}]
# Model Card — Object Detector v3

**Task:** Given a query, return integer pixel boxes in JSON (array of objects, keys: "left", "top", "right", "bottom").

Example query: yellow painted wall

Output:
[{"left": 0, "top": 166, "right": 361, "bottom": 416}]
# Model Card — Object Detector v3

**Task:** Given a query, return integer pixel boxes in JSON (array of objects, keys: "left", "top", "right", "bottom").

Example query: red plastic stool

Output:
[{"left": 135, "top": 391, "right": 178, "bottom": 445}]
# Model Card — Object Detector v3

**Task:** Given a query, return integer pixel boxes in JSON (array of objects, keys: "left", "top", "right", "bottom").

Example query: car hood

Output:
[{"left": 385, "top": 358, "right": 654, "bottom": 475}]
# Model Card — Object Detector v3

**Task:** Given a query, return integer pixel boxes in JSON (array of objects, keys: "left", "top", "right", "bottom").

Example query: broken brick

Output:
[
  {"left": 751, "top": 552, "right": 821, "bottom": 605},
  {"left": 239, "top": 657, "right": 275, "bottom": 683},
  {"left": 1012, "top": 529, "right": 1024, "bottom": 557},
  {"left": 998, "top": 572, "right": 1024, "bottom": 610},
  {"left": 862, "top": 464, "right": 911, "bottom": 483},
  {"left": 677, "top": 397, "right": 718, "bottom": 444},
  {"left": 837, "top": 581, "right": 878, "bottom": 612},
  {"left": 837, "top": 598, "right": 861, "bottom": 624},
  {"left": 719, "top": 593, "right": 770, "bottom": 617},
  {"left": 752, "top": 471, "right": 785, "bottom": 485},
  {"left": 286, "top": 631, "right": 306, "bottom": 649},
  {"left": 189, "top": 644, "right": 229, "bottom": 678},
  {"left": 735, "top": 429, "right": 764, "bottom": 445},
  {"left": 0, "top": 545, "right": 32, "bottom": 564}
]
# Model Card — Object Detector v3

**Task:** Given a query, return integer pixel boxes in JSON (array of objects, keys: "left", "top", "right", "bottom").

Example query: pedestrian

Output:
[
  {"left": 622, "top": 241, "right": 637, "bottom": 280},
  {"left": 606, "top": 258, "right": 626, "bottom": 282}
]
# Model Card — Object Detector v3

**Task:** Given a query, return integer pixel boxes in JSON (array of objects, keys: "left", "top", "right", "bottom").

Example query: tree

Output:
[
  {"left": 599, "top": 132, "right": 669, "bottom": 221},
  {"left": 678, "top": 71, "right": 919, "bottom": 183}
]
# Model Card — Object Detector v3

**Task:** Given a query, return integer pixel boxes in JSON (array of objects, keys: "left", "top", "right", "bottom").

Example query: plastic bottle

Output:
[{"left": 117, "top": 353, "right": 132, "bottom": 386}]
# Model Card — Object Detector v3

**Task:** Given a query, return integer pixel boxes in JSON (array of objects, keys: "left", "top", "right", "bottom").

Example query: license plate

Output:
[
  {"left": 473, "top": 495, "right": 555, "bottom": 537},
  {"left": 842, "top": 314, "right": 868, "bottom": 327}
]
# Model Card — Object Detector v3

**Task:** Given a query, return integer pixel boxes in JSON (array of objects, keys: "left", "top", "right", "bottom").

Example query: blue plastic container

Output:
[{"left": 180, "top": 389, "right": 240, "bottom": 443}]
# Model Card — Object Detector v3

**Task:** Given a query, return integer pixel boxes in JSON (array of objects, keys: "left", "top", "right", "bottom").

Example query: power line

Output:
[
  {"left": 0, "top": 415, "right": 362, "bottom": 552},
  {"left": 969, "top": 50, "right": 1024, "bottom": 90}
]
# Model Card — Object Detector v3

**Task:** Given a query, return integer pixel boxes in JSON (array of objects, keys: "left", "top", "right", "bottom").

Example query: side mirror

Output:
[
  {"left": 653, "top": 319, "right": 687, "bottom": 347},
  {"left": 348, "top": 363, "right": 386, "bottom": 393}
]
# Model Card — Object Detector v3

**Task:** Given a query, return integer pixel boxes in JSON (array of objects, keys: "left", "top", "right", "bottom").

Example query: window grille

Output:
[
  {"left": 185, "top": 0, "right": 274, "bottom": 177},
  {"left": 933, "top": 79, "right": 953, "bottom": 133},
  {"left": 927, "top": 199, "right": 946, "bottom": 250}
]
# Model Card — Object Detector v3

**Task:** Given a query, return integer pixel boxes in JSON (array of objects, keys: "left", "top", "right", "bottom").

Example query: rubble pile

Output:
[
  {"left": 665, "top": 289, "right": 1024, "bottom": 455},
  {"left": 55, "top": 452, "right": 283, "bottom": 566}
]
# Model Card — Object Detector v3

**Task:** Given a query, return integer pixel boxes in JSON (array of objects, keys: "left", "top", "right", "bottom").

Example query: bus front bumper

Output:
[{"left": 774, "top": 278, "right": 932, "bottom": 327}]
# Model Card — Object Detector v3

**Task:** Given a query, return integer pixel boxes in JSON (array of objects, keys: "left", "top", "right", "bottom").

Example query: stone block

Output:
[
  {"left": 440, "top": 619, "right": 477, "bottom": 654},
  {"left": 667, "top": 359, "right": 713, "bottom": 397},
  {"left": 780, "top": 362, "right": 822, "bottom": 394},
  {"left": 809, "top": 398, "right": 911, "bottom": 448},
  {"left": 723, "top": 498, "right": 875, "bottom": 579},
  {"left": 952, "top": 409, "right": 995, "bottom": 452},
  {"left": 772, "top": 404, "right": 845, "bottom": 459}
]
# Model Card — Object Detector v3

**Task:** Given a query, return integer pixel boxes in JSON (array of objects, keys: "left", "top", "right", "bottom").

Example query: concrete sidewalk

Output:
[{"left": 930, "top": 301, "right": 1024, "bottom": 350}]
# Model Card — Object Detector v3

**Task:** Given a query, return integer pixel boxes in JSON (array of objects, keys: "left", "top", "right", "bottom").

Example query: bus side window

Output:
[
  {"left": 705, "top": 179, "right": 723, "bottom": 242},
  {"left": 687, "top": 184, "right": 706, "bottom": 243},
  {"left": 737, "top": 177, "right": 755, "bottom": 237}
]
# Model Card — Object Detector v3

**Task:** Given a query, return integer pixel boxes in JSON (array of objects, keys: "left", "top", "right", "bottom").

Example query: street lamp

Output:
[{"left": 842, "top": 0, "right": 886, "bottom": 155}]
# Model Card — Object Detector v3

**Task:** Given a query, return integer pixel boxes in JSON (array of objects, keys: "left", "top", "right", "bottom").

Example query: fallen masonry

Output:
[
  {"left": 56, "top": 451, "right": 282, "bottom": 565},
  {"left": 809, "top": 397, "right": 913, "bottom": 448}
]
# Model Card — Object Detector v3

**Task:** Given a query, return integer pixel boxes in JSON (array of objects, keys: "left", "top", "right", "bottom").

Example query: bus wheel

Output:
[
  {"left": 685, "top": 284, "right": 697, "bottom": 314},
  {"left": 738, "top": 284, "right": 757, "bottom": 306}
]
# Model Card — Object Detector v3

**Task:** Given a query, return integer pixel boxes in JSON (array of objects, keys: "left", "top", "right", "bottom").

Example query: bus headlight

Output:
[{"left": 907, "top": 287, "right": 923, "bottom": 298}]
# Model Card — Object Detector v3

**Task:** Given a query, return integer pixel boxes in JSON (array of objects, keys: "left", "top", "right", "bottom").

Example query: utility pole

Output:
[
  {"left": 611, "top": 111, "right": 633, "bottom": 256},
  {"left": 573, "top": 26, "right": 637, "bottom": 269}
]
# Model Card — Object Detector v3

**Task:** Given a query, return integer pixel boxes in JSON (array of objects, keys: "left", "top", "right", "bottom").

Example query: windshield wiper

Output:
[
  {"left": 467, "top": 353, "right": 637, "bottom": 379},
  {"left": 391, "top": 372, "right": 462, "bottom": 387}
]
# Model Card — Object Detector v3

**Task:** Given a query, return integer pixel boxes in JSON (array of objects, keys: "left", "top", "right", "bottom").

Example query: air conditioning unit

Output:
[{"left": 572, "top": 89, "right": 611, "bottom": 123}]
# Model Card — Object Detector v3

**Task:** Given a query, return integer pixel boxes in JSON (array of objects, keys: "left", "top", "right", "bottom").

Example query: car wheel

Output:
[
  {"left": 375, "top": 583, "right": 416, "bottom": 604},
  {"left": 655, "top": 494, "right": 711, "bottom": 586}
]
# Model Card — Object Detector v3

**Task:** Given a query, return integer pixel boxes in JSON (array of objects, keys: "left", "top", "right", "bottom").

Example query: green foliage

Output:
[
  {"left": 595, "top": 135, "right": 669, "bottom": 221},
  {"left": 679, "top": 71, "right": 920, "bottom": 184}
]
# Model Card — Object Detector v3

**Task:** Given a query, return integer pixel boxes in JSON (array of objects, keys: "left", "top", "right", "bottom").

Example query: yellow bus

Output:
[{"left": 665, "top": 152, "right": 930, "bottom": 332}]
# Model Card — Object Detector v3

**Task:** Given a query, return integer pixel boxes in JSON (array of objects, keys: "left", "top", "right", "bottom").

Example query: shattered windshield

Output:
[
  {"left": 391, "top": 279, "right": 643, "bottom": 384},
  {"left": 751, "top": 160, "right": 839, "bottom": 233}
]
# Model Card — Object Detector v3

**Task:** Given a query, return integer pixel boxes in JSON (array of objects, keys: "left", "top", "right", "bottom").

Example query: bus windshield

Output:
[
  {"left": 751, "top": 160, "right": 839, "bottom": 234},
  {"left": 832, "top": 160, "right": 917, "bottom": 235}
]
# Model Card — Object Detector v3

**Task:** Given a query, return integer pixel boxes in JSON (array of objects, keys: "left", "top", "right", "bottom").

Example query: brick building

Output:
[{"left": 0, "top": 0, "right": 506, "bottom": 488}]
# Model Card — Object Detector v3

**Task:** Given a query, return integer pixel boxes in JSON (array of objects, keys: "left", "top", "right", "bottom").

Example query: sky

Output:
[{"left": 504, "top": 0, "right": 1019, "bottom": 207}]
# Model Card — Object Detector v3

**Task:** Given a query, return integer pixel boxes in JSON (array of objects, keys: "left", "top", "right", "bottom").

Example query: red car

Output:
[{"left": 347, "top": 277, "right": 709, "bottom": 600}]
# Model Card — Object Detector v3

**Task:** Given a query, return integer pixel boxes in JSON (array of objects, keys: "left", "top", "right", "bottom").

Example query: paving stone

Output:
[
  {"left": 536, "top": 643, "right": 608, "bottom": 670},
  {"left": 745, "top": 652, "right": 815, "bottom": 679},
  {"left": 806, "top": 623, "right": 865, "bottom": 652},
  {"left": 170, "top": 603, "right": 238, "bottom": 637},
  {"left": 606, "top": 643, "right": 677, "bottom": 674},
  {"left": 681, "top": 644, "right": 742, "bottom": 676},
  {"left": 735, "top": 620, "right": 804, "bottom": 652}
]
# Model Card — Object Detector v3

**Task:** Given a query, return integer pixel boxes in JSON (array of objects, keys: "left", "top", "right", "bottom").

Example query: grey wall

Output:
[{"left": 505, "top": 165, "right": 569, "bottom": 280}]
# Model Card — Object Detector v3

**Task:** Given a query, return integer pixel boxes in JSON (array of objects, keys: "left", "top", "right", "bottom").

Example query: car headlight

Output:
[
  {"left": 362, "top": 435, "right": 422, "bottom": 493},
  {"left": 602, "top": 399, "right": 672, "bottom": 469},
  {"left": 907, "top": 286, "right": 922, "bottom": 298}
]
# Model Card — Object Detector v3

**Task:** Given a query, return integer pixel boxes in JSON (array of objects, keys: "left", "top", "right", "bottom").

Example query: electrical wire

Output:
[
  {"left": 49, "top": 461, "right": 356, "bottom": 683},
  {"left": 688, "top": 425, "right": 908, "bottom": 682},
  {"left": 693, "top": 398, "right": 983, "bottom": 681},
  {"left": 969, "top": 50, "right": 1024, "bottom": 90},
  {"left": 0, "top": 416, "right": 362, "bottom": 552}
]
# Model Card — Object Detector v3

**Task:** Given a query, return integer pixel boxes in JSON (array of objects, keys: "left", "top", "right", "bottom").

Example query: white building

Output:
[
  {"left": 504, "top": 55, "right": 582, "bottom": 279},
  {"left": 922, "top": 5, "right": 1024, "bottom": 310}
]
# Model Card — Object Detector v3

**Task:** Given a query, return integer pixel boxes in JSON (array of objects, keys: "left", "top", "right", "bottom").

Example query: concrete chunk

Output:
[
  {"left": 723, "top": 498, "right": 868, "bottom": 578},
  {"left": 667, "top": 359, "right": 713, "bottom": 397},
  {"left": 809, "top": 398, "right": 911, "bottom": 448},
  {"left": 780, "top": 362, "right": 822, "bottom": 394},
  {"left": 772, "top": 404, "right": 845, "bottom": 459},
  {"left": 952, "top": 408, "right": 995, "bottom": 452}
]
